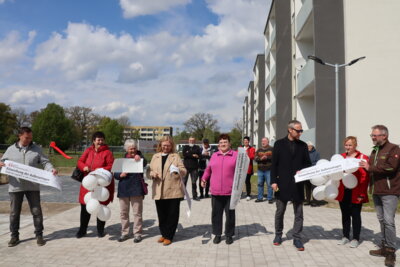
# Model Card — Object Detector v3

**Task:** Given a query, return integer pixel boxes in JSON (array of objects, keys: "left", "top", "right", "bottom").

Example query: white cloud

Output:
[
  {"left": 34, "top": 23, "right": 179, "bottom": 82},
  {"left": 119, "top": 0, "right": 191, "bottom": 18},
  {"left": 8, "top": 88, "right": 59, "bottom": 107},
  {"left": 172, "top": 0, "right": 267, "bottom": 65},
  {"left": 0, "top": 31, "right": 36, "bottom": 65}
]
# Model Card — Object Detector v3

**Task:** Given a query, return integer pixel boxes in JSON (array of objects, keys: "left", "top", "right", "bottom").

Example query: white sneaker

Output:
[
  {"left": 337, "top": 237, "right": 350, "bottom": 245},
  {"left": 246, "top": 196, "right": 251, "bottom": 201},
  {"left": 349, "top": 239, "right": 359, "bottom": 248}
]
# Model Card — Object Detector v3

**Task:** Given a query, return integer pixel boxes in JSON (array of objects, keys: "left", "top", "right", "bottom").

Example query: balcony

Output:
[
  {"left": 295, "top": 0, "right": 313, "bottom": 39},
  {"left": 265, "top": 101, "right": 276, "bottom": 122},
  {"left": 300, "top": 127, "right": 315, "bottom": 144},
  {"left": 296, "top": 60, "right": 314, "bottom": 97}
]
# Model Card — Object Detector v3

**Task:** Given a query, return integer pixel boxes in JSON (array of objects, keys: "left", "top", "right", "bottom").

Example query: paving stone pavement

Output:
[{"left": 0, "top": 182, "right": 399, "bottom": 266}]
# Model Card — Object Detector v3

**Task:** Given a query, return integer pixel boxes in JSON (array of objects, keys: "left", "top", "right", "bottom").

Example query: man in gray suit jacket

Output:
[{"left": 0, "top": 127, "right": 58, "bottom": 247}]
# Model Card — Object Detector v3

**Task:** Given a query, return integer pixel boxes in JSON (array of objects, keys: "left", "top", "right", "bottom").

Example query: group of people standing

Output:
[{"left": 1, "top": 122, "right": 399, "bottom": 266}]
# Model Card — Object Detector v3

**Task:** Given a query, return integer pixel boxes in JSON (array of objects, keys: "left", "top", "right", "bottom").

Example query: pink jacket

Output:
[{"left": 201, "top": 149, "right": 238, "bottom": 196}]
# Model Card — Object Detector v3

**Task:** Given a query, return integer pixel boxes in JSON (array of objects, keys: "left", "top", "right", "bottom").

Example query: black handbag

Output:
[{"left": 71, "top": 167, "right": 84, "bottom": 182}]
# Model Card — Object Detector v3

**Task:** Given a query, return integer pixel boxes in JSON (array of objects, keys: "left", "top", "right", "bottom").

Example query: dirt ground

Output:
[{"left": 0, "top": 201, "right": 78, "bottom": 215}]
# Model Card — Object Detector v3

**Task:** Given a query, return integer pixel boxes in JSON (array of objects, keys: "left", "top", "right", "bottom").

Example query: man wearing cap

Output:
[{"left": 360, "top": 125, "right": 400, "bottom": 267}]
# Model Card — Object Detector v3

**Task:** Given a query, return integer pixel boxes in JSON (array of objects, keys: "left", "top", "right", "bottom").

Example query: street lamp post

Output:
[{"left": 307, "top": 55, "right": 366, "bottom": 155}]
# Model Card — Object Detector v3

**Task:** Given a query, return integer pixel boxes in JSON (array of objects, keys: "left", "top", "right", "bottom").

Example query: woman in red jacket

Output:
[
  {"left": 243, "top": 136, "right": 255, "bottom": 201},
  {"left": 336, "top": 136, "right": 369, "bottom": 248},
  {"left": 76, "top": 131, "right": 115, "bottom": 238}
]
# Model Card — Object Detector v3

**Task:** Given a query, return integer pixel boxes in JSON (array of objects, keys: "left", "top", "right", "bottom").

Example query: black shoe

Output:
[
  {"left": 76, "top": 231, "right": 87, "bottom": 239},
  {"left": 268, "top": 199, "right": 274, "bottom": 204},
  {"left": 8, "top": 237, "right": 20, "bottom": 247},
  {"left": 293, "top": 239, "right": 304, "bottom": 251},
  {"left": 255, "top": 199, "right": 263, "bottom": 203},
  {"left": 97, "top": 230, "right": 106, "bottom": 238},
  {"left": 226, "top": 236, "right": 233, "bottom": 245},
  {"left": 133, "top": 236, "right": 142, "bottom": 243},
  {"left": 213, "top": 235, "right": 221, "bottom": 244},
  {"left": 193, "top": 197, "right": 200, "bottom": 201},
  {"left": 273, "top": 235, "right": 282, "bottom": 246},
  {"left": 199, "top": 195, "right": 204, "bottom": 199},
  {"left": 310, "top": 201, "right": 317, "bottom": 207},
  {"left": 205, "top": 194, "right": 210, "bottom": 198},
  {"left": 36, "top": 235, "right": 46, "bottom": 246},
  {"left": 304, "top": 201, "right": 311, "bottom": 206},
  {"left": 118, "top": 235, "right": 130, "bottom": 242}
]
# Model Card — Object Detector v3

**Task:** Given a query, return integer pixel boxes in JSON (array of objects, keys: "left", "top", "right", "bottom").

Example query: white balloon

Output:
[
  {"left": 84, "top": 192, "right": 92, "bottom": 204},
  {"left": 330, "top": 172, "right": 344, "bottom": 181},
  {"left": 312, "top": 186, "right": 326, "bottom": 201},
  {"left": 324, "top": 184, "right": 339, "bottom": 199},
  {"left": 92, "top": 168, "right": 112, "bottom": 180},
  {"left": 82, "top": 175, "right": 98, "bottom": 191},
  {"left": 97, "top": 176, "right": 112, "bottom": 187},
  {"left": 343, "top": 173, "right": 358, "bottom": 189},
  {"left": 97, "top": 205, "right": 111, "bottom": 221},
  {"left": 331, "top": 154, "right": 344, "bottom": 162},
  {"left": 326, "top": 179, "right": 340, "bottom": 188},
  {"left": 93, "top": 187, "right": 110, "bottom": 202},
  {"left": 86, "top": 199, "right": 100, "bottom": 215},
  {"left": 310, "top": 176, "right": 328, "bottom": 186},
  {"left": 316, "top": 159, "right": 329, "bottom": 165}
]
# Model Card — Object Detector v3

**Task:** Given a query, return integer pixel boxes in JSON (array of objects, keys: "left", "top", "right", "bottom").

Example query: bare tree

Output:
[
  {"left": 183, "top": 113, "right": 219, "bottom": 140},
  {"left": 117, "top": 115, "right": 131, "bottom": 127},
  {"left": 65, "top": 106, "right": 102, "bottom": 146},
  {"left": 233, "top": 118, "right": 244, "bottom": 134},
  {"left": 12, "top": 107, "right": 31, "bottom": 128}
]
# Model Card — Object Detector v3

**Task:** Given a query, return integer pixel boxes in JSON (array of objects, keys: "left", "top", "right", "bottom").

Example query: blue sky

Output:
[{"left": 0, "top": 0, "right": 271, "bottom": 131}]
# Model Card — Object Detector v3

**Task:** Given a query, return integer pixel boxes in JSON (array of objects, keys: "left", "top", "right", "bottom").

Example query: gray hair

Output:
[
  {"left": 124, "top": 139, "right": 139, "bottom": 151},
  {"left": 372, "top": 125, "right": 389, "bottom": 136},
  {"left": 288, "top": 120, "right": 301, "bottom": 129}
]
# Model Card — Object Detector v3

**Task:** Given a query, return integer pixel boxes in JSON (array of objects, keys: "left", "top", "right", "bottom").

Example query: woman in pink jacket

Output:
[{"left": 201, "top": 134, "right": 238, "bottom": 245}]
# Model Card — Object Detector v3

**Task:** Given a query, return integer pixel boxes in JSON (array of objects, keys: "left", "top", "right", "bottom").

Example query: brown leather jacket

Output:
[{"left": 368, "top": 141, "right": 400, "bottom": 195}]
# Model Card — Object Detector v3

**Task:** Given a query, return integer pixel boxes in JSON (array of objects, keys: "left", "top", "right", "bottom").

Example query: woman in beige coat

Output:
[{"left": 149, "top": 136, "right": 186, "bottom": 246}]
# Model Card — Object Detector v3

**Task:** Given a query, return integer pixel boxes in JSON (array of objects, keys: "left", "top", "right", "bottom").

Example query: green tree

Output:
[
  {"left": 31, "top": 103, "right": 75, "bottom": 150},
  {"left": 173, "top": 130, "right": 190, "bottom": 144},
  {"left": 97, "top": 117, "right": 124, "bottom": 146},
  {"left": 0, "top": 103, "right": 17, "bottom": 144},
  {"left": 229, "top": 128, "right": 242, "bottom": 149}
]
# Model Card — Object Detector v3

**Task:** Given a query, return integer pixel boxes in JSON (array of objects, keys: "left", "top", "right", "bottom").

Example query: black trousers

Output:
[
  {"left": 275, "top": 199, "right": 303, "bottom": 239},
  {"left": 183, "top": 169, "right": 199, "bottom": 198},
  {"left": 155, "top": 198, "right": 181, "bottom": 240},
  {"left": 245, "top": 173, "right": 252, "bottom": 196},
  {"left": 211, "top": 195, "right": 235, "bottom": 237},
  {"left": 198, "top": 170, "right": 209, "bottom": 196},
  {"left": 339, "top": 201, "right": 362, "bottom": 241},
  {"left": 9, "top": 191, "right": 43, "bottom": 237},
  {"left": 79, "top": 204, "right": 105, "bottom": 233},
  {"left": 304, "top": 181, "right": 315, "bottom": 202}
]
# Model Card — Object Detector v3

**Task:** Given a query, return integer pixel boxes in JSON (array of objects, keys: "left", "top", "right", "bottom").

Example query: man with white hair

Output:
[{"left": 360, "top": 125, "right": 400, "bottom": 267}]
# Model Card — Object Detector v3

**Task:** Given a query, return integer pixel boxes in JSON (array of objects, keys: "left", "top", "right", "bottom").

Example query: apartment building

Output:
[
  {"left": 244, "top": 0, "right": 400, "bottom": 158},
  {"left": 124, "top": 126, "right": 173, "bottom": 141}
]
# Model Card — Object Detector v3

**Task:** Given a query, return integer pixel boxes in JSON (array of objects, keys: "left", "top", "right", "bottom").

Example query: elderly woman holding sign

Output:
[
  {"left": 76, "top": 131, "right": 114, "bottom": 238},
  {"left": 201, "top": 133, "right": 238, "bottom": 245},
  {"left": 149, "top": 136, "right": 186, "bottom": 246},
  {"left": 336, "top": 136, "right": 369, "bottom": 248},
  {"left": 114, "top": 139, "right": 147, "bottom": 243}
]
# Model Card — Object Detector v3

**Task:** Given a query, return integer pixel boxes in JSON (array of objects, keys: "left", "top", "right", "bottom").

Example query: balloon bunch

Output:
[
  {"left": 311, "top": 154, "right": 359, "bottom": 201},
  {"left": 82, "top": 168, "right": 112, "bottom": 221}
]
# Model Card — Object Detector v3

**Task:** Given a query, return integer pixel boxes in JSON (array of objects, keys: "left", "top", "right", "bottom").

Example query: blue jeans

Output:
[{"left": 257, "top": 170, "right": 272, "bottom": 200}]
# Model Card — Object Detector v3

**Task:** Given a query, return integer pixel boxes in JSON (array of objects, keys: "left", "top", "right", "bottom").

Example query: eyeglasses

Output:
[
  {"left": 291, "top": 128, "right": 304, "bottom": 133},
  {"left": 370, "top": 134, "right": 385, "bottom": 138}
]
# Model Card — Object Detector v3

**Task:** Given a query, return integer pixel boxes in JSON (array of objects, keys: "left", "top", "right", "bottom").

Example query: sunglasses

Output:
[{"left": 291, "top": 128, "right": 304, "bottom": 133}]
